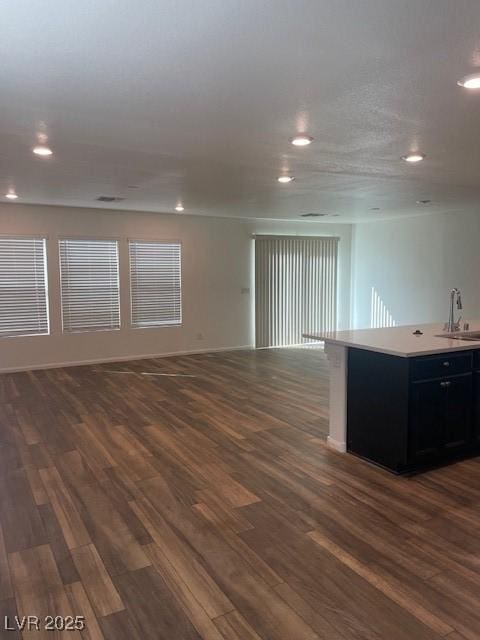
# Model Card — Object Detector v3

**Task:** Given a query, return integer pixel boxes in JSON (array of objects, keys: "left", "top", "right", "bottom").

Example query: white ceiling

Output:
[{"left": 1, "top": 0, "right": 480, "bottom": 223}]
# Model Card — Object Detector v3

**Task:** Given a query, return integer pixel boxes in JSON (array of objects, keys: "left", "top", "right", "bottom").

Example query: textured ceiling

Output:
[{"left": 1, "top": 0, "right": 480, "bottom": 222}]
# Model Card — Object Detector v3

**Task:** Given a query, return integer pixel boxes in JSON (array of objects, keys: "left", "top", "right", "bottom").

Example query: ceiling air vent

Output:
[
  {"left": 96, "top": 196, "right": 125, "bottom": 203},
  {"left": 301, "top": 212, "right": 328, "bottom": 217}
]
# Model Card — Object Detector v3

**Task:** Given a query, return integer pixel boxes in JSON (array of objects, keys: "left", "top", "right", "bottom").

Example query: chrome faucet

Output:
[{"left": 444, "top": 288, "right": 462, "bottom": 333}]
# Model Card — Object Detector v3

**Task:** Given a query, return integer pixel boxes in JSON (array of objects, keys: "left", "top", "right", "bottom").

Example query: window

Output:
[
  {"left": 129, "top": 240, "right": 181, "bottom": 328},
  {"left": 59, "top": 239, "right": 120, "bottom": 333},
  {"left": 0, "top": 237, "right": 49, "bottom": 337}
]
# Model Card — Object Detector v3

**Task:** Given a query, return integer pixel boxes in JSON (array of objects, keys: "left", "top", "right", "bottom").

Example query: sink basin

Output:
[{"left": 435, "top": 330, "right": 480, "bottom": 341}]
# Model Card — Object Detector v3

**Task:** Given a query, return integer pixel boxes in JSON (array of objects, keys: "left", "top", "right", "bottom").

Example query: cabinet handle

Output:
[
  {"left": 440, "top": 381, "right": 452, "bottom": 388},
  {"left": 443, "top": 361, "right": 450, "bottom": 367}
]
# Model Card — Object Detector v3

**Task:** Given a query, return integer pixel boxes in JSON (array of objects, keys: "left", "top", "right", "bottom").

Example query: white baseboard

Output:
[
  {"left": 327, "top": 435, "right": 347, "bottom": 453},
  {"left": 0, "top": 344, "right": 254, "bottom": 374}
]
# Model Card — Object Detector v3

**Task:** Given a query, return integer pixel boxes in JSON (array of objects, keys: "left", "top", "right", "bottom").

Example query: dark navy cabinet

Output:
[
  {"left": 474, "top": 371, "right": 480, "bottom": 444},
  {"left": 347, "top": 347, "right": 479, "bottom": 473}
]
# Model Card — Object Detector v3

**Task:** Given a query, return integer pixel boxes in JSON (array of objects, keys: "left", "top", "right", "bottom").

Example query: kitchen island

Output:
[{"left": 304, "top": 323, "right": 480, "bottom": 473}]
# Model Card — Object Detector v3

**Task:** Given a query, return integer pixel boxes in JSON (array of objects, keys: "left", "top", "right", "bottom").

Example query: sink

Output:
[{"left": 435, "top": 330, "right": 480, "bottom": 341}]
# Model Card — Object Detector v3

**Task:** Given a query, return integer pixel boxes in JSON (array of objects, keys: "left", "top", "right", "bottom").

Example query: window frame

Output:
[
  {"left": 58, "top": 237, "right": 121, "bottom": 334},
  {"left": 0, "top": 235, "right": 50, "bottom": 339},
  {"left": 128, "top": 238, "right": 183, "bottom": 330}
]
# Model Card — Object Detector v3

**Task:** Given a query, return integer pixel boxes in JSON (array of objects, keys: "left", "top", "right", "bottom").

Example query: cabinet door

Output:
[
  {"left": 473, "top": 371, "right": 480, "bottom": 443},
  {"left": 443, "top": 373, "right": 472, "bottom": 451},
  {"left": 410, "top": 374, "right": 473, "bottom": 463},
  {"left": 410, "top": 379, "right": 445, "bottom": 461}
]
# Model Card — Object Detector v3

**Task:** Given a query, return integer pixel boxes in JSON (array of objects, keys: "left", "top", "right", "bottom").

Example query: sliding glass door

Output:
[{"left": 255, "top": 236, "right": 338, "bottom": 347}]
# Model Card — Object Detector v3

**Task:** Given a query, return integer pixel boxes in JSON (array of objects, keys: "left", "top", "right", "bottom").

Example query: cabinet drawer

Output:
[{"left": 411, "top": 352, "right": 473, "bottom": 381}]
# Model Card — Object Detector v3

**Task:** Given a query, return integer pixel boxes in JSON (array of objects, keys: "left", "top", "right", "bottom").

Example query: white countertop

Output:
[{"left": 303, "top": 323, "right": 480, "bottom": 357}]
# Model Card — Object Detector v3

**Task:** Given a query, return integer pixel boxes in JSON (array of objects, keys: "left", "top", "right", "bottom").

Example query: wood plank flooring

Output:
[{"left": 0, "top": 347, "right": 480, "bottom": 638}]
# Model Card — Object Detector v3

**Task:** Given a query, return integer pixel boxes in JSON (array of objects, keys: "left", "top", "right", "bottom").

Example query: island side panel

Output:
[
  {"left": 347, "top": 348, "right": 410, "bottom": 473},
  {"left": 324, "top": 342, "right": 348, "bottom": 452}
]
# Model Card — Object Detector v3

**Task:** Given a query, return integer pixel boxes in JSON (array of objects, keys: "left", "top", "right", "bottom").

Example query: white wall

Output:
[
  {"left": 0, "top": 203, "right": 351, "bottom": 371},
  {"left": 351, "top": 211, "right": 480, "bottom": 329}
]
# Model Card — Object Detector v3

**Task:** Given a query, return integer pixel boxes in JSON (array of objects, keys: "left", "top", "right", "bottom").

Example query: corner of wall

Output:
[{"left": 349, "top": 222, "right": 359, "bottom": 329}]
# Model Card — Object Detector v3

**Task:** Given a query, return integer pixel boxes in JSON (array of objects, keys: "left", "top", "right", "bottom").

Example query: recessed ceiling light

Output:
[
  {"left": 32, "top": 145, "right": 53, "bottom": 157},
  {"left": 5, "top": 192, "right": 18, "bottom": 199},
  {"left": 277, "top": 175, "right": 295, "bottom": 183},
  {"left": 401, "top": 153, "right": 425, "bottom": 163},
  {"left": 291, "top": 135, "right": 313, "bottom": 147},
  {"left": 457, "top": 73, "right": 480, "bottom": 89},
  {"left": 175, "top": 204, "right": 184, "bottom": 212}
]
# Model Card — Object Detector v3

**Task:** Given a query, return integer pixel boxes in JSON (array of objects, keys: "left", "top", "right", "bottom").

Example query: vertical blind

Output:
[
  {"left": 0, "top": 237, "right": 49, "bottom": 337},
  {"left": 59, "top": 239, "right": 120, "bottom": 333},
  {"left": 255, "top": 236, "right": 338, "bottom": 347},
  {"left": 129, "top": 240, "right": 182, "bottom": 327}
]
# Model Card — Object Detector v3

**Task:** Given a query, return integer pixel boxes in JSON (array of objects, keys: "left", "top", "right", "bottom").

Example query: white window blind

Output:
[
  {"left": 255, "top": 236, "right": 338, "bottom": 347},
  {"left": 59, "top": 239, "right": 120, "bottom": 333},
  {"left": 129, "top": 240, "right": 182, "bottom": 328},
  {"left": 0, "top": 237, "right": 49, "bottom": 337}
]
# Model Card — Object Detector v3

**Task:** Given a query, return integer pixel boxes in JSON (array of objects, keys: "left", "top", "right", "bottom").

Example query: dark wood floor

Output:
[{"left": 1, "top": 347, "right": 480, "bottom": 639}]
